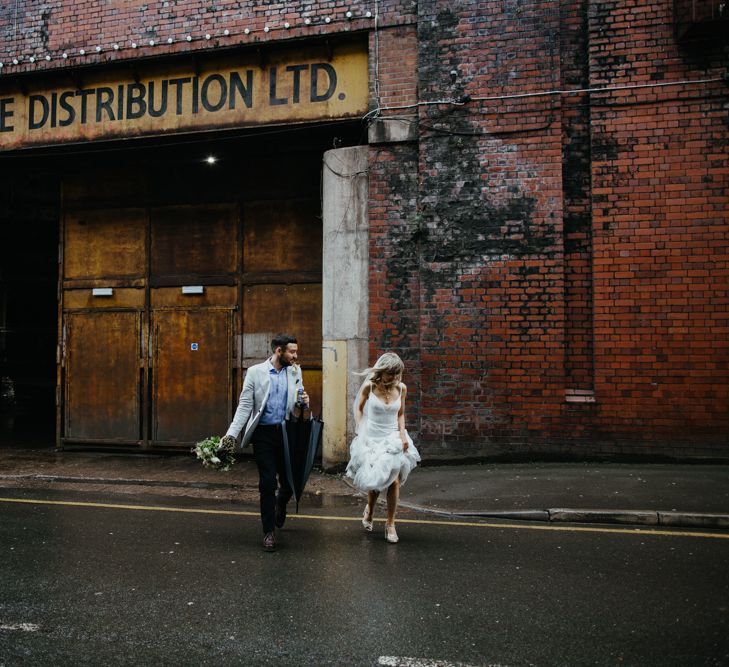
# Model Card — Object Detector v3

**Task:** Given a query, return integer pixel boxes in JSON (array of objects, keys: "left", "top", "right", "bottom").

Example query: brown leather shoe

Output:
[{"left": 263, "top": 532, "right": 276, "bottom": 552}]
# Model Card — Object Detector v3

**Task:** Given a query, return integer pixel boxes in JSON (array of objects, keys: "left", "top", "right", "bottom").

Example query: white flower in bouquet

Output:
[{"left": 192, "top": 435, "right": 236, "bottom": 471}]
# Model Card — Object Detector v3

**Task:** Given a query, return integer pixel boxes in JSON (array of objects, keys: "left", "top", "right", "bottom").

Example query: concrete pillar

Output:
[{"left": 321, "top": 146, "right": 369, "bottom": 470}]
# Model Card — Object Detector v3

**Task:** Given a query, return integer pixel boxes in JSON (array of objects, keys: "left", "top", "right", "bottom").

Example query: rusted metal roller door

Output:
[
  {"left": 243, "top": 284, "right": 322, "bottom": 412},
  {"left": 61, "top": 208, "right": 147, "bottom": 444},
  {"left": 60, "top": 179, "right": 324, "bottom": 447},
  {"left": 242, "top": 199, "right": 322, "bottom": 414},
  {"left": 151, "top": 305, "right": 233, "bottom": 444},
  {"left": 150, "top": 204, "right": 237, "bottom": 285},
  {"left": 64, "top": 310, "right": 143, "bottom": 441},
  {"left": 149, "top": 204, "right": 238, "bottom": 445}
]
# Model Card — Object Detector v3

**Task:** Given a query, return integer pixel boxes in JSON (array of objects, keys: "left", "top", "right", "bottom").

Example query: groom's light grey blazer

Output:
[{"left": 225, "top": 359, "right": 304, "bottom": 448}]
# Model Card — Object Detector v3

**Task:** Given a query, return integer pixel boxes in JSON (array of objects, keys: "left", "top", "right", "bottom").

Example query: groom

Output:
[{"left": 221, "top": 333, "right": 309, "bottom": 552}]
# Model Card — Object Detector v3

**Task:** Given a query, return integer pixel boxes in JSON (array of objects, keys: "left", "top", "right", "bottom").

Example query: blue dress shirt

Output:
[{"left": 258, "top": 360, "right": 289, "bottom": 425}]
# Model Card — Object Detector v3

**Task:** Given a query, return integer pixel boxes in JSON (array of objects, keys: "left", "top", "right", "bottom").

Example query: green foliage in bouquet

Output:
[{"left": 192, "top": 435, "right": 236, "bottom": 471}]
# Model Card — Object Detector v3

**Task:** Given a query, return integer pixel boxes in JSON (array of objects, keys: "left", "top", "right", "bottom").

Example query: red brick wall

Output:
[
  {"left": 403, "top": 1, "right": 569, "bottom": 456},
  {"left": 560, "top": 0, "right": 595, "bottom": 394},
  {"left": 366, "top": 23, "right": 420, "bottom": 416},
  {"left": 588, "top": 1, "right": 729, "bottom": 456},
  {"left": 369, "top": 24, "right": 418, "bottom": 111},
  {"left": 369, "top": 0, "right": 728, "bottom": 459}
]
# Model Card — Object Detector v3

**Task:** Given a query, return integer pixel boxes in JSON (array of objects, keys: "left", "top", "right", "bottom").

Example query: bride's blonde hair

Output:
[
  {"left": 352, "top": 352, "right": 405, "bottom": 421},
  {"left": 355, "top": 352, "right": 405, "bottom": 385}
]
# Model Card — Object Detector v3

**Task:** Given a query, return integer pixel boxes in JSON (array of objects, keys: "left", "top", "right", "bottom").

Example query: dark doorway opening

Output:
[{"left": 0, "top": 172, "right": 60, "bottom": 448}]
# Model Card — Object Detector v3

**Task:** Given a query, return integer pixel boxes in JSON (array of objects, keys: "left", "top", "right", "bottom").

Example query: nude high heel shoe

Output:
[{"left": 385, "top": 524, "right": 399, "bottom": 544}]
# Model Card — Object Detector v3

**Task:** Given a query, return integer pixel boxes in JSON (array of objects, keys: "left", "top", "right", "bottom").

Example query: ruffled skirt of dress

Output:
[{"left": 346, "top": 430, "right": 421, "bottom": 493}]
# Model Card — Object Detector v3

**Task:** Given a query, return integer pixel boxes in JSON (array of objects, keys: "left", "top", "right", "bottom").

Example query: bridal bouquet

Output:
[{"left": 192, "top": 435, "right": 236, "bottom": 471}]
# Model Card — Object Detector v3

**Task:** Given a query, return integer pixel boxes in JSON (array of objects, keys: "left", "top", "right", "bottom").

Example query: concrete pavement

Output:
[
  {"left": 396, "top": 462, "right": 729, "bottom": 529},
  {"left": 0, "top": 444, "right": 728, "bottom": 529}
]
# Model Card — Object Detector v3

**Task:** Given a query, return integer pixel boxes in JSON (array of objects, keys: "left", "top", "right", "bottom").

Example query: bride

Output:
[{"left": 345, "top": 352, "right": 421, "bottom": 543}]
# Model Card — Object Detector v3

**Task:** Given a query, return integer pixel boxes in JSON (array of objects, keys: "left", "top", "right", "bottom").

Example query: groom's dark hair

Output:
[{"left": 271, "top": 333, "right": 297, "bottom": 352}]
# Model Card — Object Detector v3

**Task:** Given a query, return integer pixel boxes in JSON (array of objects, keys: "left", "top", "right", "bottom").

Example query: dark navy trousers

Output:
[{"left": 252, "top": 423, "right": 293, "bottom": 533}]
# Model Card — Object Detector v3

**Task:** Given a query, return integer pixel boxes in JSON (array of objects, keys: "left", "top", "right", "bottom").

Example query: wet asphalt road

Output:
[{"left": 1, "top": 487, "right": 728, "bottom": 667}]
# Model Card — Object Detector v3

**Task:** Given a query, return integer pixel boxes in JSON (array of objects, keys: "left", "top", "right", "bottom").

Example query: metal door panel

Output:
[
  {"left": 243, "top": 199, "right": 321, "bottom": 274},
  {"left": 302, "top": 369, "right": 322, "bottom": 417},
  {"left": 150, "top": 286, "right": 237, "bottom": 309},
  {"left": 64, "top": 208, "right": 147, "bottom": 280},
  {"left": 64, "top": 288, "right": 146, "bottom": 311},
  {"left": 243, "top": 284, "right": 322, "bottom": 367},
  {"left": 151, "top": 205, "right": 237, "bottom": 279},
  {"left": 152, "top": 309, "right": 231, "bottom": 443},
  {"left": 65, "top": 311, "right": 141, "bottom": 441}
]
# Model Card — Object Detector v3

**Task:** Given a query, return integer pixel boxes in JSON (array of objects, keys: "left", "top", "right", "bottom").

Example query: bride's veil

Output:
[{"left": 352, "top": 369, "right": 374, "bottom": 437}]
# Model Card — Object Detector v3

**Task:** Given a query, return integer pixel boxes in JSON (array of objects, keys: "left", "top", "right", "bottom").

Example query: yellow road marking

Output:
[{"left": 0, "top": 496, "right": 727, "bottom": 540}]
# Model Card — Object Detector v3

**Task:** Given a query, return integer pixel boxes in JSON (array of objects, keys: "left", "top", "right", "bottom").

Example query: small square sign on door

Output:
[{"left": 191, "top": 343, "right": 199, "bottom": 351}]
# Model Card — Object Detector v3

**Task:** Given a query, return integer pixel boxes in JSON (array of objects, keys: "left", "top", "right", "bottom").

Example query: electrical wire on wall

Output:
[
  {"left": 363, "top": 75, "right": 728, "bottom": 138},
  {"left": 365, "top": 75, "right": 727, "bottom": 115},
  {"left": 372, "top": 0, "right": 382, "bottom": 115},
  {"left": 14, "top": 0, "right": 19, "bottom": 42},
  {"left": 320, "top": 150, "right": 370, "bottom": 244}
]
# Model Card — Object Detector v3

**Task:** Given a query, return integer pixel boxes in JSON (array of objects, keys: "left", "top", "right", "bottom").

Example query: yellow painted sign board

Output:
[{"left": 0, "top": 43, "right": 368, "bottom": 150}]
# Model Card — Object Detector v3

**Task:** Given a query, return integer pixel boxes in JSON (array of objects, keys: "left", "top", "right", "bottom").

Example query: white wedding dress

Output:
[{"left": 346, "top": 385, "right": 421, "bottom": 492}]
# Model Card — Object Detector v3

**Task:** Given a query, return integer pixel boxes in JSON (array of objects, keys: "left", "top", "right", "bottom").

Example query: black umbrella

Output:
[{"left": 281, "top": 412, "right": 324, "bottom": 512}]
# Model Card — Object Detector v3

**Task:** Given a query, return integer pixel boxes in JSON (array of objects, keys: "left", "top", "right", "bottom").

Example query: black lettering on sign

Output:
[
  {"left": 311, "top": 63, "right": 337, "bottom": 102},
  {"left": 75, "top": 88, "right": 95, "bottom": 124},
  {"left": 192, "top": 76, "right": 199, "bottom": 114},
  {"left": 11, "top": 63, "right": 345, "bottom": 137},
  {"left": 169, "top": 77, "right": 191, "bottom": 115},
  {"left": 126, "top": 83, "right": 146, "bottom": 119},
  {"left": 269, "top": 67, "right": 287, "bottom": 106},
  {"left": 201, "top": 74, "right": 227, "bottom": 112},
  {"left": 0, "top": 97, "right": 14, "bottom": 132},
  {"left": 229, "top": 71, "right": 253, "bottom": 109},
  {"left": 117, "top": 84, "right": 125, "bottom": 120},
  {"left": 59, "top": 91, "right": 76, "bottom": 127},
  {"left": 28, "top": 95, "right": 49, "bottom": 130},
  {"left": 286, "top": 64, "right": 308, "bottom": 104},
  {"left": 96, "top": 87, "right": 115, "bottom": 122},
  {"left": 148, "top": 80, "right": 168, "bottom": 118},
  {"left": 50, "top": 92, "right": 58, "bottom": 128}
]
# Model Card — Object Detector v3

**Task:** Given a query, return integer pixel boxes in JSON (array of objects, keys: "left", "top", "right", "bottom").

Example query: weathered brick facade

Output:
[
  {"left": 367, "top": 0, "right": 728, "bottom": 459},
  {"left": 587, "top": 1, "right": 729, "bottom": 457},
  {"left": 1, "top": 1, "right": 727, "bottom": 459}
]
